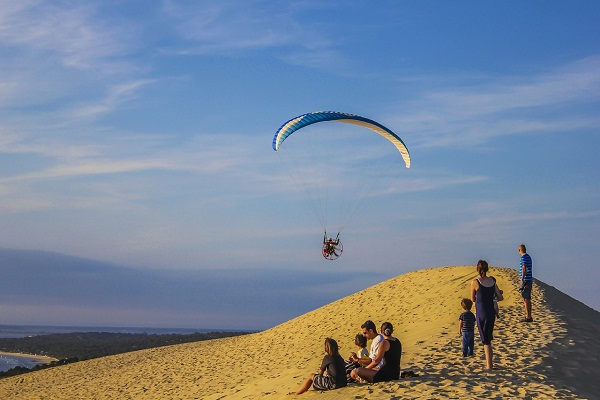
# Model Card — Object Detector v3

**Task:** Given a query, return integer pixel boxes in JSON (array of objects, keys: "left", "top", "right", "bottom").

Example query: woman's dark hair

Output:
[
  {"left": 324, "top": 337, "right": 340, "bottom": 356},
  {"left": 354, "top": 333, "right": 367, "bottom": 348},
  {"left": 477, "top": 259, "right": 489, "bottom": 276},
  {"left": 380, "top": 322, "right": 394, "bottom": 336}
]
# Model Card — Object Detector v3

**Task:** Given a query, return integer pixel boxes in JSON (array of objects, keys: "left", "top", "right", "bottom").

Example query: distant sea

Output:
[
  {"left": 0, "top": 324, "right": 212, "bottom": 339},
  {"left": 0, "top": 324, "right": 241, "bottom": 373}
]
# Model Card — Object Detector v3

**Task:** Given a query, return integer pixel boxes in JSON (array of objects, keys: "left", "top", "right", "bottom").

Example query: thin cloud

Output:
[
  {"left": 467, "top": 209, "right": 600, "bottom": 228},
  {"left": 67, "top": 79, "right": 157, "bottom": 120},
  {"left": 406, "top": 206, "right": 600, "bottom": 248},
  {"left": 0, "top": 1, "right": 136, "bottom": 70},
  {"left": 162, "top": 1, "right": 294, "bottom": 53},
  {"left": 160, "top": 0, "right": 347, "bottom": 70},
  {"left": 391, "top": 56, "right": 600, "bottom": 149},
  {"left": 0, "top": 135, "right": 252, "bottom": 184},
  {"left": 426, "top": 57, "right": 600, "bottom": 116},
  {"left": 0, "top": 160, "right": 175, "bottom": 183},
  {"left": 385, "top": 174, "right": 487, "bottom": 194}
]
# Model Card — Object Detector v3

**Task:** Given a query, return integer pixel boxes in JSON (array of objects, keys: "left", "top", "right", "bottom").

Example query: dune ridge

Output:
[{"left": 1, "top": 266, "right": 598, "bottom": 399}]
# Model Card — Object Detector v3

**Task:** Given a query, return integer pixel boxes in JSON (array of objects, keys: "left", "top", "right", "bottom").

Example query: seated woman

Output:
[
  {"left": 353, "top": 322, "right": 401, "bottom": 383},
  {"left": 293, "top": 337, "right": 348, "bottom": 395}
]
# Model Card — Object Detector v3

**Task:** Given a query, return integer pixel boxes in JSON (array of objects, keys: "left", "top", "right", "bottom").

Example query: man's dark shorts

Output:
[{"left": 521, "top": 281, "right": 532, "bottom": 300}]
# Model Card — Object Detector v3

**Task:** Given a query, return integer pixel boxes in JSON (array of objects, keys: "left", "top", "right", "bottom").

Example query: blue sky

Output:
[{"left": 1, "top": 1, "right": 599, "bottom": 329}]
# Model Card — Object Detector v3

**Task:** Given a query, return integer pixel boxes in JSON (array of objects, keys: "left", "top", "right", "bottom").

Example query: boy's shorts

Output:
[
  {"left": 521, "top": 281, "right": 532, "bottom": 300},
  {"left": 313, "top": 374, "right": 336, "bottom": 391}
]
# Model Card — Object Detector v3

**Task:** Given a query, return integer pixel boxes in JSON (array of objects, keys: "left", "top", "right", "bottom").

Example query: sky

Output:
[{"left": 0, "top": 1, "right": 599, "bottom": 330}]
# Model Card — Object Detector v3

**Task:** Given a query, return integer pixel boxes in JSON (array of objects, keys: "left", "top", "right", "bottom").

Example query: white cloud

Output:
[
  {"left": 161, "top": 1, "right": 294, "bottom": 53},
  {"left": 67, "top": 79, "right": 157, "bottom": 120},
  {"left": 386, "top": 174, "right": 487, "bottom": 194},
  {"left": 0, "top": 134, "right": 246, "bottom": 182},
  {"left": 159, "top": 0, "right": 347, "bottom": 70},
  {"left": 0, "top": 1, "right": 136, "bottom": 70},
  {"left": 390, "top": 56, "right": 600, "bottom": 148},
  {"left": 426, "top": 57, "right": 600, "bottom": 116}
]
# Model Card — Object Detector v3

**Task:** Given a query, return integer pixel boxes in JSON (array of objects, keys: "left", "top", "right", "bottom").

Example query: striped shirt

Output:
[
  {"left": 520, "top": 253, "right": 533, "bottom": 282},
  {"left": 459, "top": 311, "right": 475, "bottom": 332}
]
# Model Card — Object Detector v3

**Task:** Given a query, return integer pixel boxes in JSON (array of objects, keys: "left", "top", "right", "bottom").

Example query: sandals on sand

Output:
[{"left": 520, "top": 317, "right": 534, "bottom": 323}]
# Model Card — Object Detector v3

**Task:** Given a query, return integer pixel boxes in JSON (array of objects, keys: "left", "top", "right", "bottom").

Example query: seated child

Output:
[
  {"left": 345, "top": 333, "right": 369, "bottom": 380},
  {"left": 458, "top": 298, "right": 476, "bottom": 357}
]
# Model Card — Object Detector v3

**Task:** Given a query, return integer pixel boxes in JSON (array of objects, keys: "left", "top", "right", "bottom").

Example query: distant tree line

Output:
[{"left": 0, "top": 331, "right": 250, "bottom": 379}]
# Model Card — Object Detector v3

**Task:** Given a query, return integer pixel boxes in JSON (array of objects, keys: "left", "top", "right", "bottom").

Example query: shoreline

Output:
[
  {"left": 0, "top": 351, "right": 58, "bottom": 372},
  {"left": 0, "top": 351, "right": 57, "bottom": 362}
]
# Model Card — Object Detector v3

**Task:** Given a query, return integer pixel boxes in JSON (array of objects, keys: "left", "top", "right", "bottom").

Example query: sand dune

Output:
[{"left": 1, "top": 266, "right": 598, "bottom": 399}]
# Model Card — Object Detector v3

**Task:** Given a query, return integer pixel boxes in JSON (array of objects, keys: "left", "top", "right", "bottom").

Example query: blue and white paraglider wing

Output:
[{"left": 272, "top": 111, "right": 410, "bottom": 168}]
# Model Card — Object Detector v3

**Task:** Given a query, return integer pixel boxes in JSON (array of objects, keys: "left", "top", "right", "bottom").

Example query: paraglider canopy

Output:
[{"left": 273, "top": 111, "right": 411, "bottom": 168}]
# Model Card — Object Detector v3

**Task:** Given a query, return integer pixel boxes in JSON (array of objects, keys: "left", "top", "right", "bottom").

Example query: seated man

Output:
[{"left": 349, "top": 320, "right": 385, "bottom": 382}]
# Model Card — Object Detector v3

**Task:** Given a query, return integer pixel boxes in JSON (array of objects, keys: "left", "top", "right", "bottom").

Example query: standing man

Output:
[
  {"left": 518, "top": 244, "right": 533, "bottom": 322},
  {"left": 349, "top": 320, "right": 384, "bottom": 381}
]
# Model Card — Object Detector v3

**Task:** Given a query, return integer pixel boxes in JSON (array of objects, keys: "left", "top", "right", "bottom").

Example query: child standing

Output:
[{"left": 459, "top": 298, "right": 476, "bottom": 357}]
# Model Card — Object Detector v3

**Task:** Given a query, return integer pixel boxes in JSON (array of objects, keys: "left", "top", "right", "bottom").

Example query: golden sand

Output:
[{"left": 1, "top": 266, "right": 598, "bottom": 399}]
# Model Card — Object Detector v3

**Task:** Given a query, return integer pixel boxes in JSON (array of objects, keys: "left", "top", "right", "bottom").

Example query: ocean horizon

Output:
[{"left": 0, "top": 324, "right": 251, "bottom": 339}]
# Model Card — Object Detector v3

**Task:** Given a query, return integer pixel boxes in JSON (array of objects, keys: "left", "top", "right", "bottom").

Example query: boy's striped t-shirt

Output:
[{"left": 459, "top": 311, "right": 476, "bottom": 332}]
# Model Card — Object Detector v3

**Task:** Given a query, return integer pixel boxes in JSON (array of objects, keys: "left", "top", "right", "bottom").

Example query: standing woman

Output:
[
  {"left": 354, "top": 322, "right": 402, "bottom": 383},
  {"left": 471, "top": 260, "right": 504, "bottom": 369}
]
